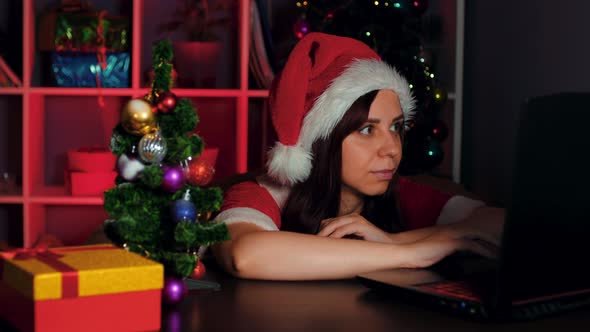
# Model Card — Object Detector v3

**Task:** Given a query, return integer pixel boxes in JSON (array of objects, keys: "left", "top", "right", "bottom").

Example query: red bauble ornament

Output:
[
  {"left": 186, "top": 157, "right": 215, "bottom": 186},
  {"left": 190, "top": 260, "right": 206, "bottom": 280},
  {"left": 157, "top": 92, "right": 177, "bottom": 114}
]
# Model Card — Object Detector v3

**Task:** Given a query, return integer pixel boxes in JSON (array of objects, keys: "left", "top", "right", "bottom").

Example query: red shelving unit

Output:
[{"left": 0, "top": 0, "right": 269, "bottom": 247}]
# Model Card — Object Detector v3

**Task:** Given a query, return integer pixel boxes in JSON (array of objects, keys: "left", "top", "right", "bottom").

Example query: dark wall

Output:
[{"left": 463, "top": 1, "right": 590, "bottom": 206}]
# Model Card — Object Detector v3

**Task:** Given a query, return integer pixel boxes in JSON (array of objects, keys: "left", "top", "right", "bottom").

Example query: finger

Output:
[
  {"left": 457, "top": 239, "right": 499, "bottom": 260},
  {"left": 453, "top": 227, "right": 502, "bottom": 247},
  {"left": 319, "top": 218, "right": 334, "bottom": 230},
  {"left": 328, "top": 223, "right": 360, "bottom": 239},
  {"left": 317, "top": 217, "right": 357, "bottom": 237}
]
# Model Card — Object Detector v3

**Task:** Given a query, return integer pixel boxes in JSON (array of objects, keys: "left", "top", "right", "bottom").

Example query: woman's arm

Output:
[
  {"left": 211, "top": 222, "right": 493, "bottom": 281},
  {"left": 387, "top": 225, "right": 442, "bottom": 244},
  {"left": 389, "top": 206, "right": 505, "bottom": 245}
]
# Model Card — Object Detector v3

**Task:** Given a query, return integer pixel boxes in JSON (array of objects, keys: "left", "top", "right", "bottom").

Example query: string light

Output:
[
  {"left": 365, "top": 31, "right": 371, "bottom": 37},
  {"left": 374, "top": 1, "right": 379, "bottom": 5},
  {"left": 394, "top": 2, "right": 401, "bottom": 8},
  {"left": 296, "top": 2, "right": 301, "bottom": 7}
]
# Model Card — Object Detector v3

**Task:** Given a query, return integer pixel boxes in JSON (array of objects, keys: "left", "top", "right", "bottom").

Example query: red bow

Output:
[{"left": 1, "top": 244, "right": 64, "bottom": 261}]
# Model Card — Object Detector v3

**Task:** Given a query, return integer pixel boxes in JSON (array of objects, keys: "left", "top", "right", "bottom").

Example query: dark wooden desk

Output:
[
  {"left": 2, "top": 262, "right": 589, "bottom": 332},
  {"left": 159, "top": 263, "right": 590, "bottom": 332}
]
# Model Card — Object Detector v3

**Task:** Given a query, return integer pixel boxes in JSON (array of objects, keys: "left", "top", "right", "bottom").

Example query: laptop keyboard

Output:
[{"left": 417, "top": 280, "right": 482, "bottom": 302}]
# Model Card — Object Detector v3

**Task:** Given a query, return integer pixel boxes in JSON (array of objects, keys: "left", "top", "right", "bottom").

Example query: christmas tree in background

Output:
[
  {"left": 292, "top": 0, "right": 449, "bottom": 174},
  {"left": 103, "top": 40, "right": 229, "bottom": 303}
]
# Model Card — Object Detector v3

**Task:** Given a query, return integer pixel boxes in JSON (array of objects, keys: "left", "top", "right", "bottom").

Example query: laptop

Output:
[{"left": 357, "top": 93, "right": 590, "bottom": 321}]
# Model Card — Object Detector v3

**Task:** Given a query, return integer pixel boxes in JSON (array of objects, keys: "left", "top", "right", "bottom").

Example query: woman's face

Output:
[{"left": 341, "top": 90, "right": 404, "bottom": 196}]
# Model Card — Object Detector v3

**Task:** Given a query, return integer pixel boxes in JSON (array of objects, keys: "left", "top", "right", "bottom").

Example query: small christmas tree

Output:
[{"left": 103, "top": 40, "right": 229, "bottom": 279}]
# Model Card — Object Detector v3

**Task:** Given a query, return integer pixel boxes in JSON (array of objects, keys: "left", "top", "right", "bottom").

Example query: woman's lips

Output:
[{"left": 371, "top": 169, "right": 394, "bottom": 180}]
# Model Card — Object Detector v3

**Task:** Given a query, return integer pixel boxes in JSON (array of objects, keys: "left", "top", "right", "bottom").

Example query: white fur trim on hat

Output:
[
  {"left": 267, "top": 142, "right": 313, "bottom": 185},
  {"left": 300, "top": 59, "right": 416, "bottom": 149},
  {"left": 268, "top": 58, "right": 415, "bottom": 186}
]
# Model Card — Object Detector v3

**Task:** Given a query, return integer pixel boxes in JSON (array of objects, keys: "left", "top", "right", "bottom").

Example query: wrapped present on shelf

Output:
[
  {"left": 0, "top": 244, "right": 163, "bottom": 332},
  {"left": 65, "top": 170, "right": 117, "bottom": 196},
  {"left": 67, "top": 147, "right": 117, "bottom": 172},
  {"left": 65, "top": 147, "right": 117, "bottom": 196},
  {"left": 37, "top": 1, "right": 130, "bottom": 87}
]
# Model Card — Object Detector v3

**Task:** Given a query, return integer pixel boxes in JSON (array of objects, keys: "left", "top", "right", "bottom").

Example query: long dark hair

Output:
[{"left": 281, "top": 90, "right": 404, "bottom": 234}]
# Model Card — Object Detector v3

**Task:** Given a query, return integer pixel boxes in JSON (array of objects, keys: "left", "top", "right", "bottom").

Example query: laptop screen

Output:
[{"left": 496, "top": 93, "right": 590, "bottom": 304}]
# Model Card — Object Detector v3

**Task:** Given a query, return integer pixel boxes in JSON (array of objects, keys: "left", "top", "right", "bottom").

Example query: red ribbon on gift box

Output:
[{"left": 0, "top": 244, "right": 118, "bottom": 299}]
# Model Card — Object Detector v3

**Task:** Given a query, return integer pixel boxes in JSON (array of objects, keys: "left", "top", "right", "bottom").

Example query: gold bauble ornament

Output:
[{"left": 121, "top": 99, "right": 157, "bottom": 136}]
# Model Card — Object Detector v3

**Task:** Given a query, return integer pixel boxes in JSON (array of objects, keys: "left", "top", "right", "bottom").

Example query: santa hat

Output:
[{"left": 267, "top": 32, "right": 416, "bottom": 186}]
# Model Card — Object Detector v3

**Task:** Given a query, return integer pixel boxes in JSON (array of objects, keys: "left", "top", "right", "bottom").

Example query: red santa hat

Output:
[{"left": 267, "top": 32, "right": 416, "bottom": 185}]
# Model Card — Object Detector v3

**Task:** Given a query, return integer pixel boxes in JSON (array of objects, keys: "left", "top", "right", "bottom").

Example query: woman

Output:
[{"left": 211, "top": 33, "right": 504, "bottom": 280}]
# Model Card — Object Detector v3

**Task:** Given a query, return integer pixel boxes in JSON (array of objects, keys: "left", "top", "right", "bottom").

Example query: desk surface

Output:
[
  {"left": 158, "top": 263, "right": 590, "bottom": 332},
  {"left": 2, "top": 263, "right": 590, "bottom": 332}
]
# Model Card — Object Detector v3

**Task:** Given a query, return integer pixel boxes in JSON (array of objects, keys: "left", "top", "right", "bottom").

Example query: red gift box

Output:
[
  {"left": 67, "top": 147, "right": 116, "bottom": 172},
  {"left": 0, "top": 244, "right": 163, "bottom": 332},
  {"left": 65, "top": 170, "right": 117, "bottom": 196}
]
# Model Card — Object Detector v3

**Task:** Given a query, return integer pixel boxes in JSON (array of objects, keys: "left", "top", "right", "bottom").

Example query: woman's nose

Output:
[{"left": 378, "top": 133, "right": 402, "bottom": 158}]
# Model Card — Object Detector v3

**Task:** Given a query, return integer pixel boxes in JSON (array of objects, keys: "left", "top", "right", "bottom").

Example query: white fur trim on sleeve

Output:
[
  {"left": 214, "top": 207, "right": 279, "bottom": 231},
  {"left": 436, "top": 196, "right": 486, "bottom": 225}
]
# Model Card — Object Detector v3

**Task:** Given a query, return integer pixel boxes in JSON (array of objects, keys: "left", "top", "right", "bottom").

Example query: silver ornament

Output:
[{"left": 138, "top": 131, "right": 167, "bottom": 164}]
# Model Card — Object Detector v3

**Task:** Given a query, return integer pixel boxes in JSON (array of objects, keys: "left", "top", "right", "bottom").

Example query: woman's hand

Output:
[
  {"left": 442, "top": 206, "right": 505, "bottom": 248},
  {"left": 317, "top": 213, "right": 393, "bottom": 244},
  {"left": 404, "top": 230, "right": 500, "bottom": 268}
]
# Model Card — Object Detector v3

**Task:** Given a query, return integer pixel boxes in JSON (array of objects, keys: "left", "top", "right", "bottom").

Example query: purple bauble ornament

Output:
[
  {"left": 163, "top": 309, "right": 182, "bottom": 332},
  {"left": 162, "top": 165, "right": 185, "bottom": 192},
  {"left": 162, "top": 276, "right": 187, "bottom": 305}
]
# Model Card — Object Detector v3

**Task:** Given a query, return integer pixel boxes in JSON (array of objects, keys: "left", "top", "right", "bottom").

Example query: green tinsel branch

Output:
[
  {"left": 139, "top": 165, "right": 163, "bottom": 189},
  {"left": 152, "top": 39, "right": 173, "bottom": 93},
  {"left": 171, "top": 186, "right": 224, "bottom": 213},
  {"left": 174, "top": 221, "right": 230, "bottom": 249},
  {"left": 103, "top": 183, "right": 164, "bottom": 229},
  {"left": 159, "top": 251, "right": 197, "bottom": 278},
  {"left": 159, "top": 98, "right": 199, "bottom": 137},
  {"left": 110, "top": 124, "right": 140, "bottom": 157}
]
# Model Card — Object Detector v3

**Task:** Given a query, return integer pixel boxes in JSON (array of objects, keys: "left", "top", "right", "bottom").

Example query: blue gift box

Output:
[{"left": 51, "top": 52, "right": 130, "bottom": 88}]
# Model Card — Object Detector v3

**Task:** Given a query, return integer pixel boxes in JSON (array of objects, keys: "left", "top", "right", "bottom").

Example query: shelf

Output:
[
  {"left": 248, "top": 90, "right": 270, "bottom": 98},
  {"left": 29, "top": 88, "right": 136, "bottom": 96},
  {"left": 0, "top": 88, "right": 23, "bottom": 95},
  {"left": 30, "top": 186, "right": 104, "bottom": 205},
  {"left": 25, "top": 87, "right": 270, "bottom": 98},
  {"left": 0, "top": 194, "right": 23, "bottom": 204}
]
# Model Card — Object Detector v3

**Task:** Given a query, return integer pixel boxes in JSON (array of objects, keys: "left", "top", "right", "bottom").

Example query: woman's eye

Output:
[
  {"left": 390, "top": 122, "right": 403, "bottom": 133},
  {"left": 359, "top": 125, "right": 373, "bottom": 135}
]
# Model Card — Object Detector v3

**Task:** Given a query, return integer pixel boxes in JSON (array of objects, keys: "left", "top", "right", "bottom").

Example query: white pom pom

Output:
[
  {"left": 117, "top": 154, "right": 146, "bottom": 181},
  {"left": 266, "top": 143, "right": 312, "bottom": 185}
]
